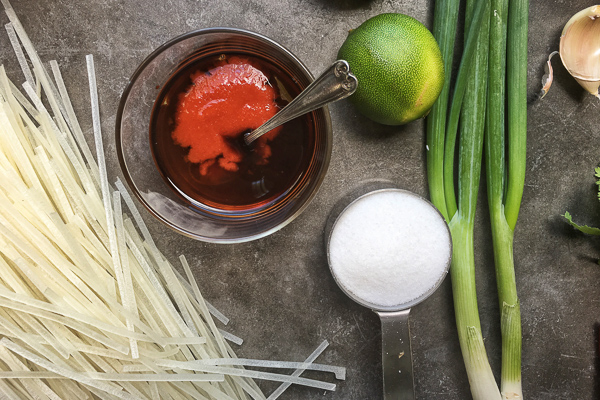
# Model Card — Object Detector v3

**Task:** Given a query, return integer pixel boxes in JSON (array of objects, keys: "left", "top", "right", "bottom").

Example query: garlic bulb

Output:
[{"left": 560, "top": 5, "right": 600, "bottom": 98}]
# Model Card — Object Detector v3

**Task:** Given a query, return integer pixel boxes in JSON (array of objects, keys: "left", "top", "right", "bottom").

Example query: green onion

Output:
[
  {"left": 427, "top": 0, "right": 501, "bottom": 396},
  {"left": 485, "top": 0, "right": 529, "bottom": 397},
  {"left": 428, "top": 0, "right": 528, "bottom": 395},
  {"left": 427, "top": 0, "right": 520, "bottom": 397},
  {"left": 442, "top": 0, "right": 490, "bottom": 219},
  {"left": 426, "top": 0, "right": 460, "bottom": 220}
]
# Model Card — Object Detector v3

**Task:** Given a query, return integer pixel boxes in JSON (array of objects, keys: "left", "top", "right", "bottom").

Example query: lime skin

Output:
[{"left": 338, "top": 13, "right": 445, "bottom": 125}]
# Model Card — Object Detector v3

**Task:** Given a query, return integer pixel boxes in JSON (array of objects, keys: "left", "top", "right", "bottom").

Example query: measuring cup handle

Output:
[{"left": 376, "top": 309, "right": 415, "bottom": 400}]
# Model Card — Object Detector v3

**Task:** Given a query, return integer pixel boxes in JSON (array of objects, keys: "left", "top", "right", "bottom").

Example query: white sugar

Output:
[{"left": 328, "top": 190, "right": 451, "bottom": 309}]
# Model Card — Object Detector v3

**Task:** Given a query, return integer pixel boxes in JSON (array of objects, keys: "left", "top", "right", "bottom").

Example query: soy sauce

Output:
[{"left": 150, "top": 53, "right": 314, "bottom": 211}]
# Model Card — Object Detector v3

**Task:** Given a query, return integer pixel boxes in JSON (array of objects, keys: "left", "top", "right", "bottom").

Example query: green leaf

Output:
[{"left": 564, "top": 211, "right": 600, "bottom": 235}]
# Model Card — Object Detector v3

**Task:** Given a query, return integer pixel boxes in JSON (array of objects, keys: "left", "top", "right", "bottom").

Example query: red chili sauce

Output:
[
  {"left": 172, "top": 57, "right": 282, "bottom": 175},
  {"left": 150, "top": 54, "right": 312, "bottom": 210}
]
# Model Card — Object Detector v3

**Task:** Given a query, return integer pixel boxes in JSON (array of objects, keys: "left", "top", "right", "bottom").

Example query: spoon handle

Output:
[
  {"left": 244, "top": 59, "right": 357, "bottom": 145},
  {"left": 377, "top": 309, "right": 415, "bottom": 400}
]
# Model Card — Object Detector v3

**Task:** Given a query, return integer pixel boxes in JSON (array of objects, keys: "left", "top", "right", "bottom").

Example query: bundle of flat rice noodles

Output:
[{"left": 0, "top": 2, "right": 344, "bottom": 399}]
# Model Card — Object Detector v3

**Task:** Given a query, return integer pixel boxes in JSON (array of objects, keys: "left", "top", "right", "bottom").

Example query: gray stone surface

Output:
[{"left": 0, "top": 0, "right": 598, "bottom": 398}]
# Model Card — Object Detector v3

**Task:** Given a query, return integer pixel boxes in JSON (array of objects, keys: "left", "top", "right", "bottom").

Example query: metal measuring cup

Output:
[{"left": 326, "top": 186, "right": 452, "bottom": 399}]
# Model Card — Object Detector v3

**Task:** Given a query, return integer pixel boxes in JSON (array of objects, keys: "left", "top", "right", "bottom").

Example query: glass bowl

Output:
[{"left": 116, "top": 28, "right": 332, "bottom": 243}]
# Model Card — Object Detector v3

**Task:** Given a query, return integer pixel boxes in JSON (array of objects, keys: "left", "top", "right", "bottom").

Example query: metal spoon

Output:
[
  {"left": 326, "top": 188, "right": 452, "bottom": 399},
  {"left": 243, "top": 59, "right": 357, "bottom": 145}
]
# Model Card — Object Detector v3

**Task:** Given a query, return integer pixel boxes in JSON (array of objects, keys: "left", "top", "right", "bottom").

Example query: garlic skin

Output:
[{"left": 559, "top": 5, "right": 600, "bottom": 98}]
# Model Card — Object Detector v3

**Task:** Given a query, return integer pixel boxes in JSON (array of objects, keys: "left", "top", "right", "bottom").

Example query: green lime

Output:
[{"left": 338, "top": 13, "right": 444, "bottom": 125}]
